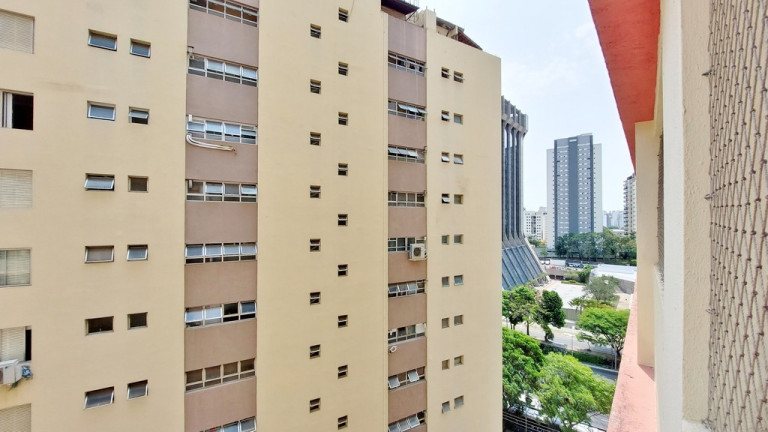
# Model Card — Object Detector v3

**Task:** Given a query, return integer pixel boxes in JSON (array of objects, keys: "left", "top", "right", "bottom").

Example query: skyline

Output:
[{"left": 427, "top": 0, "right": 635, "bottom": 211}]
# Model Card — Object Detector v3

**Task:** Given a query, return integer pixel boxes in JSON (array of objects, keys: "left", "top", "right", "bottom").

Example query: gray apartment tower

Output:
[
  {"left": 501, "top": 98, "right": 545, "bottom": 288},
  {"left": 546, "top": 133, "right": 603, "bottom": 249}
]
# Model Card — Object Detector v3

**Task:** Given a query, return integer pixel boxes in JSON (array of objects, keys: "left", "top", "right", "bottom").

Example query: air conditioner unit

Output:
[
  {"left": 389, "top": 345, "right": 398, "bottom": 353},
  {"left": 0, "top": 359, "right": 20, "bottom": 385},
  {"left": 409, "top": 243, "right": 427, "bottom": 261}
]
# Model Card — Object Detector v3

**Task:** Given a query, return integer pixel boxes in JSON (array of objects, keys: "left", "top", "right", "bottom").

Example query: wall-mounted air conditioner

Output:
[
  {"left": 409, "top": 244, "right": 427, "bottom": 261},
  {"left": 0, "top": 359, "right": 20, "bottom": 385}
]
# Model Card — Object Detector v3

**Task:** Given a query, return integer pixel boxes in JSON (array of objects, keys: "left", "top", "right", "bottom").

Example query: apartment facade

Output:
[
  {"left": 0, "top": 1, "right": 501, "bottom": 431},
  {"left": 623, "top": 173, "right": 636, "bottom": 233},
  {"left": 524, "top": 207, "right": 547, "bottom": 242},
  {"left": 604, "top": 209, "right": 624, "bottom": 230}
]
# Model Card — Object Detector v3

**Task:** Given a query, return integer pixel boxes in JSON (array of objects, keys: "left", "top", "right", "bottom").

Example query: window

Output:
[
  {"left": 189, "top": 0, "right": 258, "bottom": 27},
  {"left": 338, "top": 112, "right": 348, "bottom": 125},
  {"left": 338, "top": 8, "right": 349, "bottom": 22},
  {"left": 185, "top": 301, "right": 256, "bottom": 327},
  {"left": 128, "top": 108, "right": 149, "bottom": 124},
  {"left": 310, "top": 24, "right": 321, "bottom": 38},
  {"left": 441, "top": 235, "right": 449, "bottom": 245},
  {"left": 441, "top": 276, "right": 449, "bottom": 287},
  {"left": 128, "top": 312, "right": 147, "bottom": 329},
  {"left": 454, "top": 355, "right": 464, "bottom": 366},
  {"left": 453, "top": 154, "right": 464, "bottom": 164},
  {"left": 442, "top": 401, "right": 451, "bottom": 413},
  {"left": 441, "top": 152, "right": 450, "bottom": 162},
  {"left": 126, "top": 245, "right": 148, "bottom": 261},
  {"left": 309, "top": 344, "right": 320, "bottom": 359},
  {"left": 388, "top": 412, "right": 425, "bottom": 431},
  {"left": 310, "top": 132, "right": 321, "bottom": 146},
  {"left": 86, "top": 317, "right": 113, "bottom": 334},
  {"left": 387, "top": 237, "right": 422, "bottom": 253},
  {"left": 187, "top": 56, "right": 258, "bottom": 86},
  {"left": 0, "top": 169, "right": 31, "bottom": 209},
  {"left": 338, "top": 214, "right": 348, "bottom": 226},
  {"left": 338, "top": 315, "right": 348, "bottom": 328},
  {"left": 84, "top": 174, "right": 115, "bottom": 191},
  {"left": 186, "top": 180, "right": 257, "bottom": 202},
  {"left": 442, "top": 359, "right": 450, "bottom": 370},
  {"left": 309, "top": 292, "right": 321, "bottom": 305},
  {"left": 0, "top": 9, "right": 34, "bottom": 53},
  {"left": 0, "top": 249, "right": 30, "bottom": 287},
  {"left": 453, "top": 71, "right": 464, "bottom": 82},
  {"left": 85, "top": 246, "right": 114, "bottom": 263},
  {"left": 309, "top": 239, "right": 320, "bottom": 252},
  {"left": 84, "top": 387, "right": 114, "bottom": 408},
  {"left": 185, "top": 359, "right": 254, "bottom": 391},
  {"left": 388, "top": 52, "right": 425, "bottom": 76},
  {"left": 310, "top": 79, "right": 321, "bottom": 94},
  {"left": 1, "top": 91, "right": 33, "bottom": 129},
  {"left": 454, "top": 113, "right": 463, "bottom": 124},
  {"left": 453, "top": 234, "right": 463, "bottom": 244},
  {"left": 206, "top": 418, "right": 256, "bottom": 432},
  {"left": 338, "top": 415, "right": 348, "bottom": 429},
  {"left": 454, "top": 396, "right": 464, "bottom": 408},
  {"left": 338, "top": 365, "right": 348, "bottom": 378},
  {"left": 388, "top": 192, "right": 425, "bottom": 207},
  {"left": 310, "top": 185, "right": 321, "bottom": 198},
  {"left": 388, "top": 100, "right": 426, "bottom": 121},
  {"left": 387, "top": 323, "right": 426, "bottom": 344},
  {"left": 441, "top": 111, "right": 450, "bottom": 121},
  {"left": 388, "top": 146, "right": 424, "bottom": 163},
  {"left": 441, "top": 317, "right": 449, "bottom": 328},
  {"left": 87, "top": 103, "right": 115, "bottom": 121},
  {"left": 309, "top": 398, "right": 321, "bottom": 412},
  {"left": 338, "top": 62, "right": 348, "bottom": 76},
  {"left": 127, "top": 380, "right": 148, "bottom": 399},
  {"left": 0, "top": 327, "right": 30, "bottom": 362},
  {"left": 454, "top": 315, "right": 463, "bottom": 325},
  {"left": 184, "top": 242, "right": 257, "bottom": 264},
  {"left": 186, "top": 117, "right": 257, "bottom": 143},
  {"left": 337, "top": 163, "right": 349, "bottom": 176},
  {"left": 441, "top": 68, "right": 450, "bottom": 78},
  {"left": 88, "top": 31, "right": 116, "bottom": 50},
  {"left": 441, "top": 193, "right": 450, "bottom": 204},
  {"left": 388, "top": 280, "right": 425, "bottom": 297},
  {"left": 128, "top": 176, "right": 148, "bottom": 192},
  {"left": 130, "top": 40, "right": 150, "bottom": 57},
  {"left": 338, "top": 264, "right": 348, "bottom": 276},
  {"left": 387, "top": 367, "right": 425, "bottom": 389},
  {"left": 454, "top": 275, "right": 464, "bottom": 285}
]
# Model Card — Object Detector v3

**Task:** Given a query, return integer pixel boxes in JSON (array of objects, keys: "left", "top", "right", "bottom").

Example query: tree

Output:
[
  {"left": 576, "top": 308, "right": 630, "bottom": 363},
  {"left": 583, "top": 275, "right": 620, "bottom": 303},
  {"left": 536, "top": 353, "right": 615, "bottom": 431},
  {"left": 538, "top": 290, "right": 566, "bottom": 341},
  {"left": 602, "top": 228, "right": 620, "bottom": 258},
  {"left": 502, "top": 328, "right": 544, "bottom": 410},
  {"left": 528, "top": 237, "right": 546, "bottom": 248},
  {"left": 569, "top": 296, "right": 611, "bottom": 315},
  {"left": 503, "top": 285, "right": 539, "bottom": 335}
]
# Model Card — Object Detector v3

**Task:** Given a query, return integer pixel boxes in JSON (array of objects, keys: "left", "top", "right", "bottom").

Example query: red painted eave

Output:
[{"left": 588, "top": 0, "right": 660, "bottom": 168}]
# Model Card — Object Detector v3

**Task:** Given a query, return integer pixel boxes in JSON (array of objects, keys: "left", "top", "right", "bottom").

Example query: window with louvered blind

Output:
[
  {"left": 0, "top": 169, "right": 31, "bottom": 209},
  {"left": 0, "top": 326, "right": 26, "bottom": 361},
  {"left": 0, "top": 249, "right": 30, "bottom": 286},
  {"left": 0, "top": 9, "right": 33, "bottom": 53},
  {"left": 0, "top": 403, "right": 31, "bottom": 432}
]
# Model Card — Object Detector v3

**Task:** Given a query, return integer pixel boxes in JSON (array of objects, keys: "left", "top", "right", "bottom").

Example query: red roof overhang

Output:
[{"left": 588, "top": 0, "right": 660, "bottom": 167}]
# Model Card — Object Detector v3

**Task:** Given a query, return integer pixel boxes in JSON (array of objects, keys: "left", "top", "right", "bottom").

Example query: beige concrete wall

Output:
[
  {"left": 0, "top": 0, "right": 187, "bottom": 429},
  {"left": 388, "top": 381, "right": 427, "bottom": 423},
  {"left": 388, "top": 294, "right": 426, "bottom": 329},
  {"left": 388, "top": 207, "right": 426, "bottom": 237},
  {"left": 389, "top": 160, "right": 426, "bottom": 191},
  {"left": 422, "top": 9, "right": 502, "bottom": 432},
  {"left": 185, "top": 202, "right": 258, "bottom": 243},
  {"left": 388, "top": 67, "right": 426, "bottom": 106},
  {"left": 188, "top": 9, "right": 259, "bottom": 67},
  {"left": 186, "top": 74, "right": 259, "bottom": 125},
  {"left": 185, "top": 378, "right": 257, "bottom": 432},
  {"left": 388, "top": 253, "right": 427, "bottom": 283},
  {"left": 186, "top": 141, "right": 258, "bottom": 183},
  {"left": 257, "top": 1, "right": 388, "bottom": 430},
  {"left": 387, "top": 15, "right": 426, "bottom": 61},
  {"left": 388, "top": 115, "right": 426, "bottom": 148},
  {"left": 185, "top": 262, "right": 257, "bottom": 307},
  {"left": 387, "top": 337, "right": 426, "bottom": 375}
]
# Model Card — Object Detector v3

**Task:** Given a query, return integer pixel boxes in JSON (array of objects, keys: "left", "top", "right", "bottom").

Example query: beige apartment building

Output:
[{"left": 0, "top": 0, "right": 501, "bottom": 431}]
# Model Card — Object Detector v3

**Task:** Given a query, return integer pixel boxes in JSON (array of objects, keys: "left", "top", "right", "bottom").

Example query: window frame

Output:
[
  {"left": 310, "top": 132, "right": 321, "bottom": 146},
  {"left": 87, "top": 103, "right": 116, "bottom": 121},
  {"left": 453, "top": 234, "right": 463, "bottom": 244},
  {"left": 185, "top": 300, "right": 256, "bottom": 327},
  {"left": 186, "top": 180, "right": 257, "bottom": 202},
  {"left": 188, "top": 56, "right": 258, "bottom": 87},
  {"left": 309, "top": 291, "right": 321, "bottom": 305},
  {"left": 454, "top": 113, "right": 463, "bottom": 124},
  {"left": 338, "top": 112, "right": 348, "bottom": 125},
  {"left": 453, "top": 154, "right": 464, "bottom": 164},
  {"left": 453, "top": 71, "right": 464, "bottom": 83},
  {"left": 387, "top": 52, "right": 426, "bottom": 77},
  {"left": 338, "top": 62, "right": 348, "bottom": 76},
  {"left": 88, "top": 31, "right": 117, "bottom": 51},
  {"left": 128, "top": 176, "right": 148, "bottom": 192},
  {"left": 309, "top": 344, "right": 320, "bottom": 359},
  {"left": 128, "top": 108, "right": 149, "bottom": 124},
  {"left": 85, "top": 245, "right": 114, "bottom": 263},
  {"left": 337, "top": 314, "right": 348, "bottom": 328},
  {"left": 189, "top": 0, "right": 258, "bottom": 27},
  {"left": 126, "top": 245, "right": 148, "bottom": 261},
  {"left": 388, "top": 146, "right": 424, "bottom": 163},
  {"left": 127, "top": 380, "right": 148, "bottom": 399},
  {"left": 129, "top": 39, "right": 151, "bottom": 57},
  {"left": 338, "top": 163, "right": 348, "bottom": 176},
  {"left": 337, "top": 264, "right": 348, "bottom": 276},
  {"left": 454, "top": 275, "right": 464, "bottom": 286},
  {"left": 388, "top": 191, "right": 425, "bottom": 207},
  {"left": 338, "top": 214, "right": 348, "bottom": 226},
  {"left": 309, "top": 398, "right": 321, "bottom": 412},
  {"left": 310, "top": 24, "right": 321, "bottom": 38},
  {"left": 388, "top": 100, "right": 426, "bottom": 121},
  {"left": 309, "top": 185, "right": 321, "bottom": 198},
  {"left": 310, "top": 79, "right": 321, "bottom": 94},
  {"left": 84, "top": 387, "right": 115, "bottom": 409},
  {"left": 338, "top": 8, "right": 349, "bottom": 22},
  {"left": 187, "top": 117, "right": 257, "bottom": 144},
  {"left": 184, "top": 242, "right": 257, "bottom": 264},
  {"left": 387, "top": 280, "right": 425, "bottom": 298},
  {"left": 128, "top": 312, "right": 148, "bottom": 329},
  {"left": 86, "top": 316, "right": 114, "bottom": 335},
  {"left": 1, "top": 91, "right": 34, "bottom": 130}
]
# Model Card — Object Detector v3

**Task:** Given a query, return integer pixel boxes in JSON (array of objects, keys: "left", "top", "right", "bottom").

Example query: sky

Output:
[{"left": 425, "top": 0, "right": 635, "bottom": 211}]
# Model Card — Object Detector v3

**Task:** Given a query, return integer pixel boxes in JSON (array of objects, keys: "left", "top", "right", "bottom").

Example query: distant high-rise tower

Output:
[
  {"left": 524, "top": 207, "right": 547, "bottom": 242},
  {"left": 502, "top": 99, "right": 545, "bottom": 288},
  {"left": 604, "top": 210, "right": 624, "bottom": 229},
  {"left": 546, "top": 133, "right": 603, "bottom": 249},
  {"left": 624, "top": 173, "right": 637, "bottom": 233}
]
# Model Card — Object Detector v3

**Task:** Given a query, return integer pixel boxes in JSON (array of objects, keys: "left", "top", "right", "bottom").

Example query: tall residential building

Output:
[
  {"left": 604, "top": 210, "right": 624, "bottom": 229},
  {"left": 501, "top": 99, "right": 544, "bottom": 288},
  {"left": 546, "top": 133, "right": 603, "bottom": 249},
  {"left": 524, "top": 207, "right": 547, "bottom": 242},
  {"left": 0, "top": 1, "right": 502, "bottom": 431},
  {"left": 623, "top": 173, "right": 637, "bottom": 233},
  {"left": 590, "top": 0, "right": 767, "bottom": 431}
]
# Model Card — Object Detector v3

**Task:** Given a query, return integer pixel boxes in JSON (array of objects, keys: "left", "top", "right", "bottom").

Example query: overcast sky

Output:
[{"left": 425, "top": 0, "right": 635, "bottom": 211}]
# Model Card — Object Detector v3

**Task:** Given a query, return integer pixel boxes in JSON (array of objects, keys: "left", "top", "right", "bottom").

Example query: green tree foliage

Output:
[
  {"left": 503, "top": 285, "right": 539, "bottom": 335},
  {"left": 569, "top": 297, "right": 612, "bottom": 314},
  {"left": 502, "top": 328, "right": 545, "bottom": 410},
  {"left": 528, "top": 237, "right": 546, "bottom": 248},
  {"left": 538, "top": 290, "right": 566, "bottom": 342},
  {"left": 553, "top": 229, "right": 636, "bottom": 261},
  {"left": 576, "top": 308, "right": 630, "bottom": 361},
  {"left": 536, "top": 353, "right": 615, "bottom": 431},
  {"left": 583, "top": 275, "right": 620, "bottom": 303}
]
